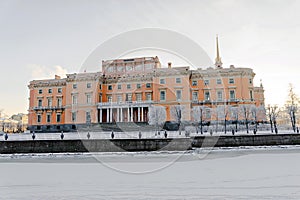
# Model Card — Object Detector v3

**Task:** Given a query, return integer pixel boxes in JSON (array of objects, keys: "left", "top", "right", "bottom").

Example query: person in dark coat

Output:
[
  {"left": 138, "top": 131, "right": 142, "bottom": 139},
  {"left": 32, "top": 132, "right": 36, "bottom": 140},
  {"left": 164, "top": 130, "right": 167, "bottom": 138},
  {"left": 111, "top": 131, "right": 114, "bottom": 139},
  {"left": 4, "top": 133, "right": 8, "bottom": 141},
  {"left": 60, "top": 131, "right": 64, "bottom": 140},
  {"left": 87, "top": 132, "right": 91, "bottom": 139}
]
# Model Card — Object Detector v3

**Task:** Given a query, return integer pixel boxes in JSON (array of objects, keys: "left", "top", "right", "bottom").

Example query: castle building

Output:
[{"left": 28, "top": 37, "right": 265, "bottom": 132}]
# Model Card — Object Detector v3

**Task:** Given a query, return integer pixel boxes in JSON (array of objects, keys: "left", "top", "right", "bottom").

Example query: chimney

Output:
[
  {"left": 55, "top": 75, "right": 61, "bottom": 79},
  {"left": 168, "top": 62, "right": 172, "bottom": 68}
]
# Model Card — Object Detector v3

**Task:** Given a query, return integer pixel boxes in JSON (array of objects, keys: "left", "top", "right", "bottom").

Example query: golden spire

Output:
[{"left": 215, "top": 35, "right": 223, "bottom": 68}]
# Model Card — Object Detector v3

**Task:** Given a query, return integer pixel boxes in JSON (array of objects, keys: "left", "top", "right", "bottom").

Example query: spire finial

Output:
[{"left": 215, "top": 35, "right": 223, "bottom": 68}]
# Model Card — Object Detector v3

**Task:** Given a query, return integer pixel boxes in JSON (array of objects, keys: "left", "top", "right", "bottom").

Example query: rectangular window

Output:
[
  {"left": 217, "top": 79, "right": 222, "bottom": 84},
  {"left": 87, "top": 83, "right": 91, "bottom": 88},
  {"left": 117, "top": 84, "right": 122, "bottom": 90},
  {"left": 86, "top": 111, "right": 91, "bottom": 123},
  {"left": 137, "top": 83, "right": 141, "bottom": 89},
  {"left": 47, "top": 98, "right": 52, "bottom": 107},
  {"left": 192, "top": 80, "right": 197, "bottom": 86},
  {"left": 229, "top": 78, "right": 234, "bottom": 84},
  {"left": 37, "top": 114, "right": 41, "bottom": 123},
  {"left": 38, "top": 99, "right": 43, "bottom": 107},
  {"left": 160, "top": 79, "right": 165, "bottom": 84},
  {"left": 217, "top": 91, "right": 223, "bottom": 101},
  {"left": 117, "top": 95, "right": 122, "bottom": 103},
  {"left": 160, "top": 90, "right": 166, "bottom": 101},
  {"left": 176, "top": 77, "right": 181, "bottom": 84},
  {"left": 73, "top": 84, "right": 77, "bottom": 89},
  {"left": 250, "top": 90, "right": 253, "bottom": 101},
  {"left": 176, "top": 90, "right": 182, "bottom": 101},
  {"left": 249, "top": 78, "right": 252, "bottom": 84},
  {"left": 108, "top": 85, "right": 112, "bottom": 90},
  {"left": 38, "top": 89, "right": 43, "bottom": 94},
  {"left": 126, "top": 93, "right": 132, "bottom": 102},
  {"left": 99, "top": 84, "right": 102, "bottom": 90},
  {"left": 57, "top": 97, "right": 62, "bottom": 107},
  {"left": 146, "top": 83, "right": 151, "bottom": 88},
  {"left": 230, "top": 90, "right": 236, "bottom": 100},
  {"left": 136, "top": 93, "right": 142, "bottom": 102},
  {"left": 72, "top": 112, "right": 76, "bottom": 122},
  {"left": 192, "top": 92, "right": 198, "bottom": 101},
  {"left": 204, "top": 80, "right": 209, "bottom": 86},
  {"left": 58, "top": 88, "right": 62, "bottom": 93},
  {"left": 56, "top": 114, "right": 61, "bottom": 123},
  {"left": 127, "top": 84, "right": 131, "bottom": 89},
  {"left": 48, "top": 89, "right": 52, "bottom": 94},
  {"left": 72, "top": 95, "right": 78, "bottom": 105},
  {"left": 46, "top": 114, "right": 51, "bottom": 123},
  {"left": 107, "top": 95, "right": 112, "bottom": 102},
  {"left": 146, "top": 93, "right": 152, "bottom": 101},
  {"left": 86, "top": 94, "right": 92, "bottom": 104},
  {"left": 204, "top": 91, "right": 210, "bottom": 101}
]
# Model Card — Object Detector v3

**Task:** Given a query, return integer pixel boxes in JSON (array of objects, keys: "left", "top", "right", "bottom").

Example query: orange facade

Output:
[{"left": 28, "top": 56, "right": 265, "bottom": 132}]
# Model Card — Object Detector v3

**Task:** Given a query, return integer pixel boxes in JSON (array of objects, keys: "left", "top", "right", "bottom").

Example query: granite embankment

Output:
[{"left": 1, "top": 134, "right": 300, "bottom": 153}]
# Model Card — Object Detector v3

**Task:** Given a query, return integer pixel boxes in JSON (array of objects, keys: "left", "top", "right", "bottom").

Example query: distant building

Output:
[{"left": 28, "top": 37, "right": 265, "bottom": 132}]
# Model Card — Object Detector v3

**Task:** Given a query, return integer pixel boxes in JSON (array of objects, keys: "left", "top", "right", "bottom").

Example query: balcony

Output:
[
  {"left": 33, "top": 106, "right": 65, "bottom": 111},
  {"left": 98, "top": 100, "right": 153, "bottom": 108}
]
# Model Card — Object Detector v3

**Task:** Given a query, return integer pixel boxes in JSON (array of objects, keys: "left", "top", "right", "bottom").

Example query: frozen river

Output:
[{"left": 1, "top": 146, "right": 300, "bottom": 199}]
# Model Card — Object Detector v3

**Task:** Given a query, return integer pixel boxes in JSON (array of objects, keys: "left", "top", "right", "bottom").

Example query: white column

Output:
[
  {"left": 130, "top": 107, "right": 133, "bottom": 122},
  {"left": 117, "top": 108, "right": 119, "bottom": 122},
  {"left": 127, "top": 107, "right": 130, "bottom": 122},
  {"left": 138, "top": 107, "right": 141, "bottom": 122},
  {"left": 100, "top": 109, "right": 102, "bottom": 123},
  {"left": 106, "top": 108, "right": 109, "bottom": 123},
  {"left": 141, "top": 107, "right": 144, "bottom": 122},
  {"left": 120, "top": 108, "right": 123, "bottom": 122},
  {"left": 110, "top": 107, "right": 113, "bottom": 123}
]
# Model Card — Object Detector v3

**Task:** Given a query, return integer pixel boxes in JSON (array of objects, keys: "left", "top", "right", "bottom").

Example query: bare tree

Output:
[
  {"left": 148, "top": 105, "right": 166, "bottom": 132},
  {"left": 230, "top": 106, "right": 239, "bottom": 132},
  {"left": 285, "top": 84, "right": 299, "bottom": 132},
  {"left": 266, "top": 105, "right": 274, "bottom": 133},
  {"left": 171, "top": 105, "right": 185, "bottom": 134},
  {"left": 192, "top": 106, "right": 207, "bottom": 134},
  {"left": 240, "top": 104, "right": 253, "bottom": 133},
  {"left": 217, "top": 105, "right": 230, "bottom": 134}
]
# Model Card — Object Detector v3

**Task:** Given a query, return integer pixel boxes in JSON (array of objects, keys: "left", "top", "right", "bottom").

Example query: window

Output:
[
  {"left": 86, "top": 94, "right": 92, "bottom": 104},
  {"left": 126, "top": 93, "right": 132, "bottom": 102},
  {"left": 87, "top": 83, "right": 91, "bottom": 88},
  {"left": 117, "top": 95, "right": 122, "bottom": 103},
  {"left": 176, "top": 77, "right": 181, "bottom": 84},
  {"left": 107, "top": 95, "right": 112, "bottom": 102},
  {"left": 86, "top": 111, "right": 91, "bottom": 123},
  {"left": 117, "top": 84, "right": 122, "bottom": 90},
  {"left": 73, "top": 84, "right": 77, "bottom": 89},
  {"left": 217, "top": 91, "right": 223, "bottom": 101},
  {"left": 160, "top": 90, "right": 166, "bottom": 101},
  {"left": 108, "top": 85, "right": 112, "bottom": 90},
  {"left": 38, "top": 99, "right": 43, "bottom": 107},
  {"left": 56, "top": 113, "right": 61, "bottom": 123},
  {"left": 136, "top": 93, "right": 142, "bottom": 102},
  {"left": 127, "top": 84, "right": 131, "bottom": 89},
  {"left": 176, "top": 90, "right": 182, "bottom": 101},
  {"left": 38, "top": 89, "right": 43, "bottom": 94},
  {"left": 192, "top": 80, "right": 197, "bottom": 86},
  {"left": 192, "top": 92, "right": 198, "bottom": 101},
  {"left": 99, "top": 84, "right": 102, "bottom": 90},
  {"left": 250, "top": 90, "right": 253, "bottom": 101},
  {"left": 204, "top": 80, "right": 209, "bottom": 86},
  {"left": 146, "top": 83, "right": 151, "bottom": 88},
  {"left": 47, "top": 98, "right": 52, "bottom": 107},
  {"left": 48, "top": 89, "right": 52, "bottom": 94},
  {"left": 137, "top": 83, "right": 141, "bottom": 89},
  {"left": 249, "top": 78, "right": 252, "bottom": 84},
  {"left": 37, "top": 115, "right": 41, "bottom": 123},
  {"left": 160, "top": 79, "right": 165, "bottom": 84},
  {"left": 146, "top": 93, "right": 152, "bottom": 101},
  {"left": 72, "top": 112, "right": 77, "bottom": 122},
  {"left": 217, "top": 79, "right": 222, "bottom": 84},
  {"left": 57, "top": 97, "right": 62, "bottom": 107},
  {"left": 204, "top": 91, "right": 210, "bottom": 101},
  {"left": 72, "top": 95, "right": 78, "bottom": 105},
  {"left": 58, "top": 88, "right": 62, "bottom": 93},
  {"left": 229, "top": 78, "right": 234, "bottom": 84},
  {"left": 46, "top": 114, "right": 51, "bottom": 123},
  {"left": 230, "top": 90, "right": 236, "bottom": 100}
]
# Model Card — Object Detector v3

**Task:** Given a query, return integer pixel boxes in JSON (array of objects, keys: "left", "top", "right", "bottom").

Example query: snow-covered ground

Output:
[
  {"left": 1, "top": 146, "right": 300, "bottom": 199},
  {"left": 1, "top": 129, "right": 298, "bottom": 141}
]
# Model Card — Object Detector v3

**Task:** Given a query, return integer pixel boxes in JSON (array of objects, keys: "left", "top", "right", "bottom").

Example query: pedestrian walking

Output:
[
  {"left": 60, "top": 131, "right": 64, "bottom": 140},
  {"left": 111, "top": 131, "right": 114, "bottom": 139},
  {"left": 87, "top": 132, "right": 90, "bottom": 139}
]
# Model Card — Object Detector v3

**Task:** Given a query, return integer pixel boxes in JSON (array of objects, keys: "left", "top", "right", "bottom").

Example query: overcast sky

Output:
[{"left": 1, "top": 0, "right": 300, "bottom": 116}]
